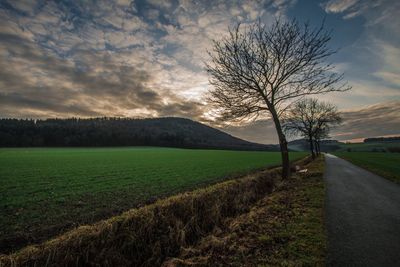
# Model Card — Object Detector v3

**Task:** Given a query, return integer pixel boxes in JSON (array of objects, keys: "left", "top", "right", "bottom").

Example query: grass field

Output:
[
  {"left": 336, "top": 141, "right": 400, "bottom": 152},
  {"left": 333, "top": 152, "right": 400, "bottom": 184},
  {"left": 289, "top": 140, "right": 400, "bottom": 153},
  {"left": 0, "top": 147, "right": 306, "bottom": 253}
]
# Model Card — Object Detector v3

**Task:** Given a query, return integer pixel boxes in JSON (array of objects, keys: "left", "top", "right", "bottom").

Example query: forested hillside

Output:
[{"left": 0, "top": 117, "right": 277, "bottom": 150}]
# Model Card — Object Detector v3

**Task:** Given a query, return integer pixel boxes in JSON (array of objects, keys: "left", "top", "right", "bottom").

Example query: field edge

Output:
[
  {"left": 165, "top": 155, "right": 326, "bottom": 266},
  {"left": 333, "top": 152, "right": 400, "bottom": 184}
]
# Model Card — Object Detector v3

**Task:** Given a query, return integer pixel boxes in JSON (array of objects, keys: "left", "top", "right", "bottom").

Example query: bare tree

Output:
[
  {"left": 206, "top": 18, "right": 350, "bottom": 178},
  {"left": 313, "top": 123, "right": 330, "bottom": 156},
  {"left": 283, "top": 98, "right": 341, "bottom": 159}
]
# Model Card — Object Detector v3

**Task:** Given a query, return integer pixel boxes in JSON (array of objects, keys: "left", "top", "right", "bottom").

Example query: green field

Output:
[
  {"left": 333, "top": 152, "right": 400, "bottom": 184},
  {"left": 288, "top": 140, "right": 400, "bottom": 153},
  {"left": 335, "top": 141, "right": 400, "bottom": 152},
  {"left": 0, "top": 147, "right": 306, "bottom": 253}
]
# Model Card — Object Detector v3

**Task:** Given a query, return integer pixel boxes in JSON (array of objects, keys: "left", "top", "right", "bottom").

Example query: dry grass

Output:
[{"left": 163, "top": 156, "right": 326, "bottom": 266}]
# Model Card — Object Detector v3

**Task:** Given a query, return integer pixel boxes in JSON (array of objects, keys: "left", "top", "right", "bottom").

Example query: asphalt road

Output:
[{"left": 324, "top": 154, "right": 400, "bottom": 267}]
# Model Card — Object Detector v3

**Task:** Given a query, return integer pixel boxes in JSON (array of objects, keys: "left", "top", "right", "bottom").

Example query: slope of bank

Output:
[{"left": 164, "top": 156, "right": 326, "bottom": 266}]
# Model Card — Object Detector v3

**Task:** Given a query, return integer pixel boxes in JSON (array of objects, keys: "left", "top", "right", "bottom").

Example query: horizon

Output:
[{"left": 0, "top": 0, "right": 399, "bottom": 143}]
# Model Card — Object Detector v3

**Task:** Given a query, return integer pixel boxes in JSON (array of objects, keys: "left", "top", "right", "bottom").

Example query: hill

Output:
[
  {"left": 288, "top": 139, "right": 342, "bottom": 152},
  {"left": 0, "top": 117, "right": 277, "bottom": 151},
  {"left": 364, "top": 136, "right": 400, "bottom": 143}
]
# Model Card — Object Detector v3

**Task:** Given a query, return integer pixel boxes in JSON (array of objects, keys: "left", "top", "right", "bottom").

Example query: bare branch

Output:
[
  {"left": 206, "top": 18, "right": 350, "bottom": 121},
  {"left": 206, "top": 17, "right": 350, "bottom": 177},
  {"left": 282, "top": 98, "right": 342, "bottom": 157}
]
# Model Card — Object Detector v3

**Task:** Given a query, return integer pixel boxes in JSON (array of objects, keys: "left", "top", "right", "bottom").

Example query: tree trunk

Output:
[
  {"left": 309, "top": 136, "right": 316, "bottom": 159},
  {"left": 314, "top": 140, "right": 319, "bottom": 155},
  {"left": 270, "top": 109, "right": 290, "bottom": 179},
  {"left": 316, "top": 140, "right": 321, "bottom": 155}
]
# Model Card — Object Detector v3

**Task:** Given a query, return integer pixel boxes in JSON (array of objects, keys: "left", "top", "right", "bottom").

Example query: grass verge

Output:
[
  {"left": 333, "top": 152, "right": 400, "bottom": 184},
  {"left": 164, "top": 156, "right": 326, "bottom": 266}
]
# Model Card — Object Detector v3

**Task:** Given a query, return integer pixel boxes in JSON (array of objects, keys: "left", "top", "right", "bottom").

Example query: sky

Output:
[{"left": 0, "top": 0, "right": 399, "bottom": 144}]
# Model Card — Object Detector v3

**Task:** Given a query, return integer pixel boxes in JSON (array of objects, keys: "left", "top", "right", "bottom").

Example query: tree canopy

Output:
[{"left": 283, "top": 98, "right": 341, "bottom": 158}]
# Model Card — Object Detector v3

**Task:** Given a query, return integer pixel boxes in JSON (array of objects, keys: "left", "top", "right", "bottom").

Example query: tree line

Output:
[
  {"left": 0, "top": 117, "right": 274, "bottom": 150},
  {"left": 364, "top": 136, "right": 400, "bottom": 143}
]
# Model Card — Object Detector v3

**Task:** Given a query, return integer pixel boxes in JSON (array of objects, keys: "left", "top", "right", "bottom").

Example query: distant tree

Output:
[
  {"left": 283, "top": 98, "right": 341, "bottom": 159},
  {"left": 206, "top": 18, "right": 350, "bottom": 178},
  {"left": 313, "top": 128, "right": 328, "bottom": 155},
  {"left": 364, "top": 136, "right": 400, "bottom": 143}
]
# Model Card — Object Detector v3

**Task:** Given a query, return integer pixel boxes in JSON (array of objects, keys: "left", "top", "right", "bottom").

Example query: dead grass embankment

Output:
[{"left": 164, "top": 155, "right": 326, "bottom": 266}]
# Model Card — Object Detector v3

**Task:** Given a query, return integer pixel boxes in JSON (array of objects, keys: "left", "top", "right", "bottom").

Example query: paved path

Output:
[{"left": 324, "top": 154, "right": 400, "bottom": 267}]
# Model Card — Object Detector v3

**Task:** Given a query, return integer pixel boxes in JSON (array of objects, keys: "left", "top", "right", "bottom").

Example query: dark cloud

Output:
[
  {"left": 222, "top": 119, "right": 279, "bottom": 144},
  {"left": 222, "top": 101, "right": 400, "bottom": 144},
  {"left": 157, "top": 101, "right": 206, "bottom": 118},
  {"left": 0, "top": 0, "right": 399, "bottom": 143},
  {"left": 332, "top": 101, "right": 400, "bottom": 140},
  {"left": 0, "top": 92, "right": 101, "bottom": 117},
  {"left": 0, "top": 17, "right": 205, "bottom": 119},
  {"left": 0, "top": 0, "right": 294, "bottom": 121}
]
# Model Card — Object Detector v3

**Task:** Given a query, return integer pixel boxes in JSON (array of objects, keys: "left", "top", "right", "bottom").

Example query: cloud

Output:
[
  {"left": 0, "top": 0, "right": 212, "bottom": 119},
  {"left": 372, "top": 42, "right": 400, "bottom": 88},
  {"left": 222, "top": 119, "right": 279, "bottom": 144},
  {"left": 323, "top": 0, "right": 360, "bottom": 14},
  {"left": 321, "top": 0, "right": 389, "bottom": 20},
  {"left": 319, "top": 0, "right": 400, "bottom": 111},
  {"left": 0, "top": 19, "right": 205, "bottom": 119},
  {"left": 333, "top": 101, "right": 400, "bottom": 140},
  {"left": 219, "top": 101, "right": 400, "bottom": 144},
  {"left": 0, "top": 0, "right": 295, "bottom": 122}
]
